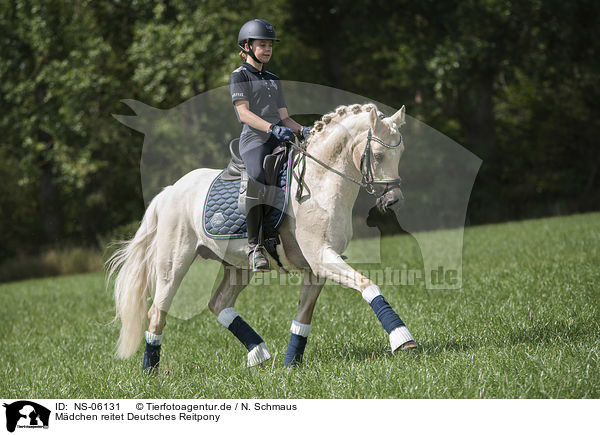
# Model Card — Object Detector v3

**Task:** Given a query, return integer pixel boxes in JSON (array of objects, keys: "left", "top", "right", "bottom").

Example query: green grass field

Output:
[{"left": 1, "top": 213, "right": 598, "bottom": 398}]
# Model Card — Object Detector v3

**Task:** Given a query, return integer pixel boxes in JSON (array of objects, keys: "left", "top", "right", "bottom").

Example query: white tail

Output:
[{"left": 106, "top": 191, "right": 163, "bottom": 359}]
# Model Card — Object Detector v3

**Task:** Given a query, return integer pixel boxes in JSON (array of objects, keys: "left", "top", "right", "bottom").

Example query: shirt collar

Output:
[{"left": 243, "top": 62, "right": 262, "bottom": 74}]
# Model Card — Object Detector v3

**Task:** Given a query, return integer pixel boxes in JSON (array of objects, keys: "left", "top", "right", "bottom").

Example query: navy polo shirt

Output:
[{"left": 229, "top": 62, "right": 286, "bottom": 136}]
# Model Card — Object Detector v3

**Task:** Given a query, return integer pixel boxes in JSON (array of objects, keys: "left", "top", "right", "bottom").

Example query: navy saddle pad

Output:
[{"left": 202, "top": 152, "right": 293, "bottom": 239}]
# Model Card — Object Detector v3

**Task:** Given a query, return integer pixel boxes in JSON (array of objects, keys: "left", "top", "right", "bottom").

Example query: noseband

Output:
[{"left": 290, "top": 128, "right": 403, "bottom": 200}]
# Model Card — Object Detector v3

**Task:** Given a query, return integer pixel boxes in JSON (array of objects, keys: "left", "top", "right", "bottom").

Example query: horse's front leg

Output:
[
  {"left": 300, "top": 242, "right": 416, "bottom": 353},
  {"left": 284, "top": 270, "right": 325, "bottom": 367}
]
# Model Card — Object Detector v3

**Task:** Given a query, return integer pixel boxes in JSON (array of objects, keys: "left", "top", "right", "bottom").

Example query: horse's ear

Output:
[
  {"left": 369, "top": 107, "right": 384, "bottom": 132},
  {"left": 389, "top": 105, "right": 406, "bottom": 127}
]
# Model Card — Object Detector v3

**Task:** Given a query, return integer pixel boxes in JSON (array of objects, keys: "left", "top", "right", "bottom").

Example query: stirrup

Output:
[{"left": 248, "top": 244, "right": 270, "bottom": 272}]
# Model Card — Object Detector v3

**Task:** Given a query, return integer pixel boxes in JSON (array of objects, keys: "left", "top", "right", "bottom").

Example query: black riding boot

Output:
[{"left": 245, "top": 202, "right": 269, "bottom": 271}]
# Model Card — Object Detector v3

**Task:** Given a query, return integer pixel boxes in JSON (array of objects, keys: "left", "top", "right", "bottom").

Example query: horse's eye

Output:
[{"left": 374, "top": 153, "right": 384, "bottom": 162}]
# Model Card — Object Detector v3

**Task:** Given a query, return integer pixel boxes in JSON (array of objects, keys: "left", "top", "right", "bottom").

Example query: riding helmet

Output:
[{"left": 237, "top": 19, "right": 279, "bottom": 45}]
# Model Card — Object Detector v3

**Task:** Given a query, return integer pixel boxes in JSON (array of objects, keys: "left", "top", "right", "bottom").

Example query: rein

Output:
[{"left": 290, "top": 128, "right": 403, "bottom": 201}]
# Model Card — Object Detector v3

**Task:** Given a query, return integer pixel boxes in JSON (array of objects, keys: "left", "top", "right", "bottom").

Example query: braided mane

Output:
[{"left": 306, "top": 103, "right": 383, "bottom": 147}]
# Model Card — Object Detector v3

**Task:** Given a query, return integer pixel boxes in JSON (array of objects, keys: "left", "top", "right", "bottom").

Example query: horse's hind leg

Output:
[
  {"left": 284, "top": 270, "right": 325, "bottom": 367},
  {"left": 208, "top": 265, "right": 271, "bottom": 367},
  {"left": 143, "top": 215, "right": 198, "bottom": 373}
]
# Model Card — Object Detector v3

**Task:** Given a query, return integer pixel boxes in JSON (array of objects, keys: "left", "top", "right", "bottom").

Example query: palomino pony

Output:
[{"left": 107, "top": 103, "right": 416, "bottom": 371}]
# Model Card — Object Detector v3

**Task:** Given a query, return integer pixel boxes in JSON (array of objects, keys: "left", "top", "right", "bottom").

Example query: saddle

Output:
[
  {"left": 202, "top": 138, "right": 292, "bottom": 242},
  {"left": 220, "top": 138, "right": 289, "bottom": 215}
]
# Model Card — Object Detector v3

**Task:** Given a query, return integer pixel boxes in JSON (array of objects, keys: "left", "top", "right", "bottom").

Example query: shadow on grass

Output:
[
  {"left": 416, "top": 339, "right": 477, "bottom": 355},
  {"left": 153, "top": 319, "right": 593, "bottom": 371},
  {"left": 311, "top": 342, "right": 425, "bottom": 363},
  {"left": 505, "top": 319, "right": 590, "bottom": 346},
  {"left": 405, "top": 319, "right": 591, "bottom": 356}
]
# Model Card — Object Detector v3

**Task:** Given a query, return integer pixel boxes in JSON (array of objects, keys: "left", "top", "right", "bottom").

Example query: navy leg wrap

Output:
[
  {"left": 142, "top": 342, "right": 161, "bottom": 373},
  {"left": 228, "top": 316, "right": 264, "bottom": 352},
  {"left": 284, "top": 333, "right": 308, "bottom": 367},
  {"left": 370, "top": 295, "right": 405, "bottom": 334}
]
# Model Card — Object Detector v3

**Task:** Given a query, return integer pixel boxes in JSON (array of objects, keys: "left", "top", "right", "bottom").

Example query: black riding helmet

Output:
[{"left": 238, "top": 19, "right": 279, "bottom": 64}]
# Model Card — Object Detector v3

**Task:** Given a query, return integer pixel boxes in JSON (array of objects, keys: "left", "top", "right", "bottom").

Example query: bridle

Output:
[
  {"left": 290, "top": 128, "right": 403, "bottom": 201},
  {"left": 359, "top": 128, "right": 404, "bottom": 195}
]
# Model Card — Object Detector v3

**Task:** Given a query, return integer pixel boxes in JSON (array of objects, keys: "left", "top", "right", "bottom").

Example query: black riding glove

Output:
[
  {"left": 270, "top": 124, "right": 295, "bottom": 142},
  {"left": 301, "top": 126, "right": 312, "bottom": 139}
]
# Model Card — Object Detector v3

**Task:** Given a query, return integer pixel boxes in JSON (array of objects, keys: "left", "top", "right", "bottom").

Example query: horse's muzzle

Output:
[{"left": 376, "top": 188, "right": 404, "bottom": 213}]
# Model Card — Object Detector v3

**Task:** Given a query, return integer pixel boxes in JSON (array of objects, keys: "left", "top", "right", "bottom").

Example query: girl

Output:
[{"left": 229, "top": 19, "right": 310, "bottom": 271}]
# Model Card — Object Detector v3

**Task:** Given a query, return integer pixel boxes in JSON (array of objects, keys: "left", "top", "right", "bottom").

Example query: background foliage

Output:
[{"left": 1, "top": 0, "right": 598, "bottom": 267}]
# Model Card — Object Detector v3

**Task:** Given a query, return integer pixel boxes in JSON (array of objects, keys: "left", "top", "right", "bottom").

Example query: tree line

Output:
[{"left": 1, "top": 0, "right": 598, "bottom": 262}]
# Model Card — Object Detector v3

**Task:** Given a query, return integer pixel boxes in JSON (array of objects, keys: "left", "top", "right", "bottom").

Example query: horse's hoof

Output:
[
  {"left": 397, "top": 340, "right": 418, "bottom": 351},
  {"left": 249, "top": 360, "right": 269, "bottom": 370},
  {"left": 142, "top": 367, "right": 169, "bottom": 376},
  {"left": 143, "top": 367, "right": 159, "bottom": 376}
]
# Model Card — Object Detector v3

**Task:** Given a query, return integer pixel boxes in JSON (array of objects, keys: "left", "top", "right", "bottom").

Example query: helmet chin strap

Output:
[{"left": 239, "top": 41, "right": 262, "bottom": 64}]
